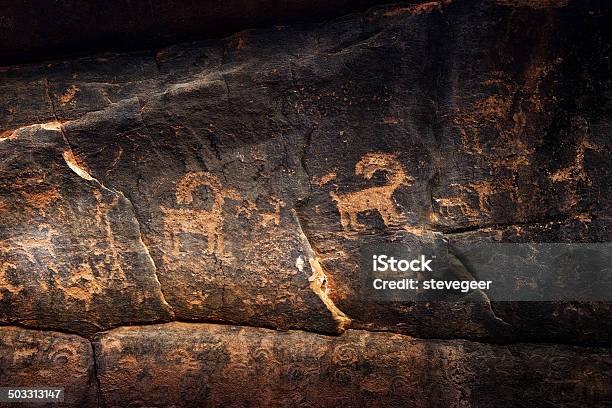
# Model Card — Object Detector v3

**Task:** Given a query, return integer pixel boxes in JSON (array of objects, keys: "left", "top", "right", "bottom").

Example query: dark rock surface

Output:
[
  {"left": 0, "top": 326, "right": 97, "bottom": 407},
  {"left": 0, "top": 0, "right": 611, "bottom": 406},
  {"left": 0, "top": 0, "right": 394, "bottom": 65},
  {"left": 3, "top": 0, "right": 609, "bottom": 342},
  {"left": 0, "top": 124, "right": 173, "bottom": 336}
]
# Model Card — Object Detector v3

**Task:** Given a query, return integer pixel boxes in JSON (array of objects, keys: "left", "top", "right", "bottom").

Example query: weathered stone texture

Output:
[
  {"left": 0, "top": 0, "right": 610, "bottom": 343},
  {"left": 0, "top": 0, "right": 393, "bottom": 64},
  {"left": 0, "top": 125, "right": 173, "bottom": 336},
  {"left": 0, "top": 326, "right": 97, "bottom": 407},
  {"left": 0, "top": 1, "right": 611, "bottom": 405},
  {"left": 94, "top": 322, "right": 612, "bottom": 408}
]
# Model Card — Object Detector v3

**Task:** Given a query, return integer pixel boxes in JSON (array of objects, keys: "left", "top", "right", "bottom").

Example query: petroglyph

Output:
[
  {"left": 315, "top": 171, "right": 337, "bottom": 186},
  {"left": 0, "top": 223, "right": 58, "bottom": 264},
  {"left": 20, "top": 186, "right": 62, "bottom": 215},
  {"left": 549, "top": 138, "right": 600, "bottom": 211},
  {"left": 236, "top": 199, "right": 257, "bottom": 220},
  {"left": 0, "top": 261, "right": 23, "bottom": 300},
  {"left": 330, "top": 153, "right": 413, "bottom": 234},
  {"left": 161, "top": 172, "right": 240, "bottom": 257},
  {"left": 236, "top": 196, "right": 284, "bottom": 228},
  {"left": 53, "top": 262, "right": 103, "bottom": 307},
  {"left": 93, "top": 190, "right": 126, "bottom": 281},
  {"left": 433, "top": 196, "right": 479, "bottom": 219},
  {"left": 549, "top": 139, "right": 599, "bottom": 185},
  {"left": 259, "top": 197, "right": 283, "bottom": 227},
  {"left": 0, "top": 224, "right": 58, "bottom": 300},
  {"left": 11, "top": 174, "right": 62, "bottom": 216}
]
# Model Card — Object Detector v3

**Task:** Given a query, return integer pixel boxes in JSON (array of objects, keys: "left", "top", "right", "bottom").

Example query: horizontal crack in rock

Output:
[{"left": 2, "top": 320, "right": 607, "bottom": 349}]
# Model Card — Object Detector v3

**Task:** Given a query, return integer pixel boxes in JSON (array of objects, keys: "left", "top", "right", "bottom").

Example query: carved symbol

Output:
[
  {"left": 330, "top": 152, "right": 413, "bottom": 233},
  {"left": 332, "top": 343, "right": 359, "bottom": 365},
  {"left": 259, "top": 196, "right": 283, "bottom": 227},
  {"left": 161, "top": 172, "right": 240, "bottom": 257},
  {"left": 0, "top": 261, "right": 23, "bottom": 300},
  {"left": 333, "top": 367, "right": 354, "bottom": 384},
  {"left": 54, "top": 262, "right": 103, "bottom": 307}
]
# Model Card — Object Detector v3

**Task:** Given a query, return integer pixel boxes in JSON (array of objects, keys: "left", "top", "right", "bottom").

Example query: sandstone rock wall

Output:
[{"left": 1, "top": 0, "right": 610, "bottom": 406}]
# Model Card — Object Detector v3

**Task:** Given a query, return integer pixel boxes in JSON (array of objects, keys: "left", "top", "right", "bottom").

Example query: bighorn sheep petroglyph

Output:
[
  {"left": 330, "top": 152, "right": 413, "bottom": 233},
  {"left": 161, "top": 172, "right": 240, "bottom": 256}
]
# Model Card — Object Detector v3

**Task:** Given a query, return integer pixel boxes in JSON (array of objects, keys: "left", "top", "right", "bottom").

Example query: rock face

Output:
[
  {"left": 94, "top": 323, "right": 612, "bottom": 408},
  {"left": 0, "top": 0, "right": 393, "bottom": 64},
  {"left": 0, "top": 326, "right": 97, "bottom": 407},
  {"left": 0, "top": 0, "right": 610, "bottom": 406},
  {"left": 0, "top": 125, "right": 173, "bottom": 336}
]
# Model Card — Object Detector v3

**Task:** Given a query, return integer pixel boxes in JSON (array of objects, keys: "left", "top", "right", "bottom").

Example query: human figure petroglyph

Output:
[
  {"left": 161, "top": 172, "right": 240, "bottom": 256},
  {"left": 330, "top": 153, "right": 413, "bottom": 233},
  {"left": 92, "top": 190, "right": 127, "bottom": 281}
]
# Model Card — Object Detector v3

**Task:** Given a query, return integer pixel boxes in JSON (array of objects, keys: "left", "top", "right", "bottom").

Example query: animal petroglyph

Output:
[
  {"left": 54, "top": 262, "right": 103, "bottom": 307},
  {"left": 0, "top": 261, "right": 23, "bottom": 300},
  {"left": 161, "top": 172, "right": 240, "bottom": 257},
  {"left": 433, "top": 196, "right": 478, "bottom": 219},
  {"left": 330, "top": 153, "right": 413, "bottom": 234},
  {"left": 236, "top": 196, "right": 284, "bottom": 227}
]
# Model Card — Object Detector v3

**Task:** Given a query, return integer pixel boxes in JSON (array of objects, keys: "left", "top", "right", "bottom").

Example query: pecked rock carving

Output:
[
  {"left": 92, "top": 322, "right": 612, "bottom": 407},
  {"left": 2, "top": 0, "right": 608, "bottom": 343},
  {"left": 0, "top": 126, "right": 173, "bottom": 335},
  {"left": 161, "top": 172, "right": 240, "bottom": 258},
  {"left": 0, "top": 1, "right": 611, "bottom": 405},
  {"left": 330, "top": 152, "right": 413, "bottom": 235}
]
